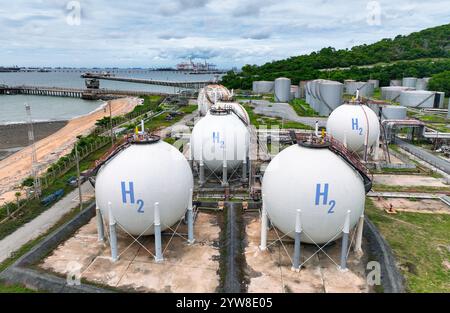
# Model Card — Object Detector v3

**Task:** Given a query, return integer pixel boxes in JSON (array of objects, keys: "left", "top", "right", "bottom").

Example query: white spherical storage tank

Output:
[
  {"left": 95, "top": 139, "right": 193, "bottom": 236},
  {"left": 197, "top": 84, "right": 233, "bottom": 116},
  {"left": 213, "top": 101, "right": 250, "bottom": 125},
  {"left": 327, "top": 104, "right": 380, "bottom": 153},
  {"left": 274, "top": 77, "right": 291, "bottom": 102},
  {"left": 190, "top": 109, "right": 249, "bottom": 171},
  {"left": 262, "top": 144, "right": 366, "bottom": 244}
]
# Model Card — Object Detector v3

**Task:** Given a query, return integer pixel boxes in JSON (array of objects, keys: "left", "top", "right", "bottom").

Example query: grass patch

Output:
[
  {"left": 179, "top": 105, "right": 197, "bottom": 114},
  {"left": 365, "top": 198, "right": 450, "bottom": 292},
  {"left": 243, "top": 104, "right": 313, "bottom": 130},
  {"left": 289, "top": 99, "right": 318, "bottom": 117}
]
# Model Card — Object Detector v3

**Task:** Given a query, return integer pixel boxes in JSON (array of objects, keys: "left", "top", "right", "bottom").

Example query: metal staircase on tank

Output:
[{"left": 293, "top": 132, "right": 373, "bottom": 193}]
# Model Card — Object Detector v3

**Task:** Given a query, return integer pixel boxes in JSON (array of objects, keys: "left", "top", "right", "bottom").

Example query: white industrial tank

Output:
[
  {"left": 317, "top": 80, "right": 343, "bottom": 116},
  {"left": 253, "top": 81, "right": 274, "bottom": 94},
  {"left": 190, "top": 109, "right": 249, "bottom": 171},
  {"left": 368, "top": 79, "right": 379, "bottom": 89},
  {"left": 381, "top": 86, "right": 412, "bottom": 101},
  {"left": 380, "top": 105, "right": 407, "bottom": 120},
  {"left": 402, "top": 77, "right": 417, "bottom": 88},
  {"left": 197, "top": 84, "right": 233, "bottom": 116},
  {"left": 213, "top": 101, "right": 250, "bottom": 125},
  {"left": 274, "top": 77, "right": 291, "bottom": 102},
  {"left": 327, "top": 104, "right": 380, "bottom": 153},
  {"left": 399, "top": 90, "right": 435, "bottom": 108},
  {"left": 95, "top": 139, "right": 193, "bottom": 236},
  {"left": 262, "top": 144, "right": 366, "bottom": 244},
  {"left": 415, "top": 78, "right": 428, "bottom": 91},
  {"left": 390, "top": 79, "right": 402, "bottom": 86}
]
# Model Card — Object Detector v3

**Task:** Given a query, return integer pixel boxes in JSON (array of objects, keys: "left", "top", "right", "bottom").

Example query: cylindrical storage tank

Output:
[
  {"left": 344, "top": 80, "right": 357, "bottom": 95},
  {"left": 357, "top": 82, "right": 374, "bottom": 97},
  {"left": 448, "top": 99, "right": 450, "bottom": 118},
  {"left": 402, "top": 77, "right": 417, "bottom": 88},
  {"left": 327, "top": 104, "right": 380, "bottom": 153},
  {"left": 380, "top": 105, "right": 407, "bottom": 121},
  {"left": 317, "top": 80, "right": 343, "bottom": 116},
  {"left": 434, "top": 91, "right": 445, "bottom": 108},
  {"left": 415, "top": 78, "right": 428, "bottom": 91},
  {"left": 274, "top": 77, "right": 291, "bottom": 102},
  {"left": 253, "top": 81, "right": 274, "bottom": 94},
  {"left": 291, "top": 85, "right": 300, "bottom": 99},
  {"left": 214, "top": 101, "right": 250, "bottom": 125},
  {"left": 390, "top": 79, "right": 402, "bottom": 86},
  {"left": 368, "top": 79, "right": 379, "bottom": 89},
  {"left": 95, "top": 139, "right": 193, "bottom": 235},
  {"left": 190, "top": 109, "right": 249, "bottom": 171},
  {"left": 262, "top": 144, "right": 366, "bottom": 244},
  {"left": 399, "top": 90, "right": 435, "bottom": 108},
  {"left": 311, "top": 79, "right": 324, "bottom": 113},
  {"left": 381, "top": 86, "right": 411, "bottom": 101},
  {"left": 299, "top": 81, "right": 307, "bottom": 98}
]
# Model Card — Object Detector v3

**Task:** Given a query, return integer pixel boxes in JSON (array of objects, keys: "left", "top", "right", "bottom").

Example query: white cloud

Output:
[{"left": 0, "top": 0, "right": 448, "bottom": 68}]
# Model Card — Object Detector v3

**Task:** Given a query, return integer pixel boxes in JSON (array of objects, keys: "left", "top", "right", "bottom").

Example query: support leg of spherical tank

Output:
[
  {"left": 339, "top": 210, "right": 351, "bottom": 272},
  {"left": 259, "top": 200, "right": 268, "bottom": 251},
  {"left": 187, "top": 189, "right": 195, "bottom": 245},
  {"left": 96, "top": 205, "right": 104, "bottom": 242},
  {"left": 291, "top": 209, "right": 302, "bottom": 272},
  {"left": 154, "top": 202, "right": 164, "bottom": 263},
  {"left": 108, "top": 202, "right": 118, "bottom": 262}
]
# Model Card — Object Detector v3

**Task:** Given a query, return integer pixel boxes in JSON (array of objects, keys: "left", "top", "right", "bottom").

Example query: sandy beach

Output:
[{"left": 0, "top": 97, "right": 139, "bottom": 205}]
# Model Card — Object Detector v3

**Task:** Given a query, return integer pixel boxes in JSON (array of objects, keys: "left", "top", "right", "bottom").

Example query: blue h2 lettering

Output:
[
  {"left": 121, "top": 181, "right": 135, "bottom": 204},
  {"left": 351, "top": 118, "right": 359, "bottom": 131},
  {"left": 213, "top": 132, "right": 220, "bottom": 144},
  {"left": 315, "top": 183, "right": 329, "bottom": 205}
]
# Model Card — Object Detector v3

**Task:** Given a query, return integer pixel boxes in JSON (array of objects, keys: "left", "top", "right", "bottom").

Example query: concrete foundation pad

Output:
[
  {"left": 244, "top": 213, "right": 369, "bottom": 293},
  {"left": 39, "top": 212, "right": 220, "bottom": 292}
]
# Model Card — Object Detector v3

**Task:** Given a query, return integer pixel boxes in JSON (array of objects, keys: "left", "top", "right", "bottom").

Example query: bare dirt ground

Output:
[
  {"left": 40, "top": 212, "right": 220, "bottom": 292},
  {"left": 373, "top": 174, "right": 448, "bottom": 187},
  {"left": 0, "top": 98, "right": 138, "bottom": 205},
  {"left": 372, "top": 197, "right": 450, "bottom": 214},
  {"left": 244, "top": 213, "right": 369, "bottom": 293}
]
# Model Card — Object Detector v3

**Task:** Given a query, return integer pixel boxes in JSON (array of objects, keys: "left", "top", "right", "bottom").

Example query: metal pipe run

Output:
[
  {"left": 187, "top": 189, "right": 195, "bottom": 245},
  {"left": 96, "top": 205, "right": 104, "bottom": 242},
  {"left": 154, "top": 202, "right": 164, "bottom": 262},
  {"left": 291, "top": 209, "right": 302, "bottom": 272},
  {"left": 339, "top": 210, "right": 351, "bottom": 271},
  {"left": 108, "top": 202, "right": 118, "bottom": 262}
]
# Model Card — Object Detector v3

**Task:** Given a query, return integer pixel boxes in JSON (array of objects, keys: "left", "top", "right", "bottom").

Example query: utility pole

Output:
[
  {"left": 75, "top": 144, "right": 83, "bottom": 211},
  {"left": 25, "top": 103, "right": 41, "bottom": 198}
]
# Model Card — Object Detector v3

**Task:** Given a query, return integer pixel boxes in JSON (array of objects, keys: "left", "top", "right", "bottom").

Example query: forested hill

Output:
[{"left": 222, "top": 23, "right": 450, "bottom": 89}]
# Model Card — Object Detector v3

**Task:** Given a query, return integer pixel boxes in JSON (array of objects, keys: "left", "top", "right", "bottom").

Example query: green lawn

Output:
[
  {"left": 289, "top": 99, "right": 318, "bottom": 117},
  {"left": 243, "top": 104, "right": 313, "bottom": 130},
  {"left": 366, "top": 198, "right": 450, "bottom": 292}
]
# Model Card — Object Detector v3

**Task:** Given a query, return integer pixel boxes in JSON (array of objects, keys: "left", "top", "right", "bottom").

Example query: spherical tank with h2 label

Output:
[
  {"left": 95, "top": 139, "right": 193, "bottom": 236},
  {"left": 262, "top": 144, "right": 366, "bottom": 244},
  {"left": 190, "top": 109, "right": 249, "bottom": 172},
  {"left": 326, "top": 104, "right": 380, "bottom": 153}
]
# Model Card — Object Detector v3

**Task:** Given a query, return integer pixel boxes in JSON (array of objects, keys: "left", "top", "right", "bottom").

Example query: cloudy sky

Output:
[{"left": 0, "top": 0, "right": 448, "bottom": 68}]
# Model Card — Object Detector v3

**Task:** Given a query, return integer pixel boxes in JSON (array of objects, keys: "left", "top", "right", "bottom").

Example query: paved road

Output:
[
  {"left": 243, "top": 100, "right": 328, "bottom": 128},
  {"left": 0, "top": 182, "right": 94, "bottom": 263},
  {"left": 396, "top": 139, "right": 450, "bottom": 174}
]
